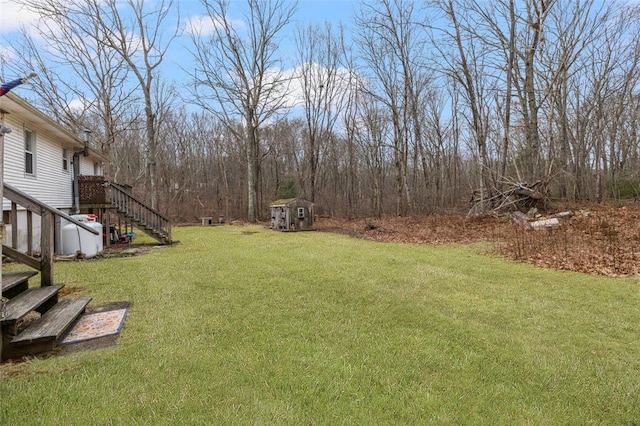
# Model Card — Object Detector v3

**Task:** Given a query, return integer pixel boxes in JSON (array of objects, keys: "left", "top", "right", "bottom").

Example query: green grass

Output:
[{"left": 1, "top": 225, "right": 639, "bottom": 424}]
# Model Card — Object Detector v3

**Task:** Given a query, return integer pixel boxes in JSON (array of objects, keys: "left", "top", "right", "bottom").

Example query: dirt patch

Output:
[
  {"left": 98, "top": 244, "right": 154, "bottom": 258},
  {"left": 314, "top": 204, "right": 640, "bottom": 277},
  {"left": 316, "top": 214, "right": 508, "bottom": 244},
  {"left": 59, "top": 286, "right": 90, "bottom": 297},
  {"left": 53, "top": 244, "right": 155, "bottom": 263}
]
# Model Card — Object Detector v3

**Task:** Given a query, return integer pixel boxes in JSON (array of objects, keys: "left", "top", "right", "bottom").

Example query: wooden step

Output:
[
  {"left": 1, "top": 285, "right": 64, "bottom": 335},
  {"left": 11, "top": 297, "right": 92, "bottom": 354},
  {"left": 2, "top": 271, "right": 38, "bottom": 298}
]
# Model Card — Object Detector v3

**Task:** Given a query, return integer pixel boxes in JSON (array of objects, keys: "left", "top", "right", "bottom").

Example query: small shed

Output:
[{"left": 269, "top": 198, "right": 314, "bottom": 231}]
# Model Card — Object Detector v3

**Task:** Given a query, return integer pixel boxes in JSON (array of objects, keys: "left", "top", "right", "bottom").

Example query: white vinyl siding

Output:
[
  {"left": 79, "top": 156, "right": 101, "bottom": 175},
  {"left": 2, "top": 115, "right": 75, "bottom": 210},
  {"left": 1, "top": 95, "right": 105, "bottom": 254}
]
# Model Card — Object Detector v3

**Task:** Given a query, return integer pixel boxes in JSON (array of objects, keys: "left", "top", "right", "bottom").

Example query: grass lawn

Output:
[{"left": 1, "top": 224, "right": 639, "bottom": 424}]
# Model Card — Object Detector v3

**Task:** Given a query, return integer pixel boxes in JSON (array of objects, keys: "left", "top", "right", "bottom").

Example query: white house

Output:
[
  {"left": 0, "top": 92, "right": 107, "bottom": 253},
  {"left": 0, "top": 89, "right": 172, "bottom": 360}
]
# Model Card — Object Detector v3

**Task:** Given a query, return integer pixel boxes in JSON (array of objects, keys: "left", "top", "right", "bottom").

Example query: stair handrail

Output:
[
  {"left": 2, "top": 183, "right": 99, "bottom": 286},
  {"left": 4, "top": 184, "right": 100, "bottom": 235},
  {"left": 104, "top": 181, "right": 172, "bottom": 243},
  {"left": 104, "top": 181, "right": 171, "bottom": 222}
]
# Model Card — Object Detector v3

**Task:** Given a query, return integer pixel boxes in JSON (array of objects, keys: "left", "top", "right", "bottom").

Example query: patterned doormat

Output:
[{"left": 61, "top": 308, "right": 129, "bottom": 345}]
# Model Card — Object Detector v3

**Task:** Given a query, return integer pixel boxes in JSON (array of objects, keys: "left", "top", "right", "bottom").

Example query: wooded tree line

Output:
[{"left": 5, "top": 0, "right": 640, "bottom": 222}]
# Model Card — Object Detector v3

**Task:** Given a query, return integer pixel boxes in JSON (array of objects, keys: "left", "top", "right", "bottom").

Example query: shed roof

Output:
[{"left": 269, "top": 198, "right": 313, "bottom": 207}]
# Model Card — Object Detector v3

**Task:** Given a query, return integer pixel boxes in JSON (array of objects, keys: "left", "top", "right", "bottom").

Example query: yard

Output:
[{"left": 1, "top": 223, "right": 639, "bottom": 424}]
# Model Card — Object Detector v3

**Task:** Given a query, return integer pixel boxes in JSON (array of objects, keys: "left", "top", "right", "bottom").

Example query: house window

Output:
[
  {"left": 24, "top": 129, "right": 35, "bottom": 175},
  {"left": 93, "top": 162, "right": 99, "bottom": 175},
  {"left": 297, "top": 207, "right": 305, "bottom": 219},
  {"left": 62, "top": 147, "right": 69, "bottom": 171}
]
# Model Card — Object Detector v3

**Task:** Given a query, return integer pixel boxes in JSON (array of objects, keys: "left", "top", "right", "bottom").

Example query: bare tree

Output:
[
  {"left": 355, "top": 0, "right": 431, "bottom": 216},
  {"left": 428, "top": 0, "right": 494, "bottom": 213},
  {"left": 188, "top": 0, "right": 297, "bottom": 222},
  {"left": 94, "top": 0, "right": 179, "bottom": 209},
  {"left": 11, "top": 0, "right": 136, "bottom": 177},
  {"left": 14, "top": 0, "right": 178, "bottom": 207},
  {"left": 350, "top": 91, "right": 391, "bottom": 218},
  {"left": 562, "top": 3, "right": 640, "bottom": 201},
  {"left": 426, "top": 0, "right": 617, "bottom": 211},
  {"left": 342, "top": 51, "right": 364, "bottom": 218},
  {"left": 258, "top": 117, "right": 305, "bottom": 202},
  {"left": 294, "top": 22, "right": 348, "bottom": 203}
]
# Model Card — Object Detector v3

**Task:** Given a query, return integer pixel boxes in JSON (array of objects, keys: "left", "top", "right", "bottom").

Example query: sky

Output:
[
  {"left": 0, "top": 0, "right": 358, "bottom": 111},
  {"left": 5, "top": 0, "right": 638, "bottom": 114},
  {"left": 0, "top": 0, "right": 359, "bottom": 104}
]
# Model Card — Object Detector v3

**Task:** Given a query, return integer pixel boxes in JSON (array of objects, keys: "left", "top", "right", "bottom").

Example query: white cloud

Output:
[
  {"left": 280, "top": 62, "right": 362, "bottom": 110},
  {"left": 183, "top": 14, "right": 245, "bottom": 36},
  {"left": 0, "top": 45, "right": 15, "bottom": 63},
  {"left": 0, "top": 0, "right": 40, "bottom": 34},
  {"left": 67, "top": 97, "right": 91, "bottom": 113}
]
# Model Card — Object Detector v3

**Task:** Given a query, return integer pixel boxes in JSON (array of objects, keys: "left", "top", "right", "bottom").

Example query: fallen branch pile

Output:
[{"left": 469, "top": 181, "right": 549, "bottom": 216}]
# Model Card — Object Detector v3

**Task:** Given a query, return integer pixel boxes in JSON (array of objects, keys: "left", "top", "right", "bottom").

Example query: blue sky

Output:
[
  {"left": 0, "top": 0, "right": 359, "bottom": 115},
  {"left": 173, "top": 1, "right": 357, "bottom": 71},
  {"left": 0, "top": 0, "right": 358, "bottom": 80}
]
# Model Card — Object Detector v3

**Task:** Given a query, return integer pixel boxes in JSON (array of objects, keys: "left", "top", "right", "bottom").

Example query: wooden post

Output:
[
  {"left": 1, "top": 114, "right": 5, "bottom": 360},
  {"left": 104, "top": 209, "right": 111, "bottom": 249},
  {"left": 27, "top": 210, "right": 33, "bottom": 255},
  {"left": 11, "top": 202, "right": 17, "bottom": 249},
  {"left": 40, "top": 210, "right": 54, "bottom": 286}
]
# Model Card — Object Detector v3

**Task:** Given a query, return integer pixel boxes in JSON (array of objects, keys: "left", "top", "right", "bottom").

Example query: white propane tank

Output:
[
  {"left": 86, "top": 214, "right": 104, "bottom": 254},
  {"left": 61, "top": 214, "right": 103, "bottom": 258}
]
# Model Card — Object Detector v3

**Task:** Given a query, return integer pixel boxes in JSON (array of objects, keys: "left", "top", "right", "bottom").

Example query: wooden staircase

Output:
[
  {"left": 104, "top": 181, "right": 173, "bottom": 245},
  {"left": 1, "top": 185, "right": 99, "bottom": 360},
  {"left": 1, "top": 271, "right": 91, "bottom": 359}
]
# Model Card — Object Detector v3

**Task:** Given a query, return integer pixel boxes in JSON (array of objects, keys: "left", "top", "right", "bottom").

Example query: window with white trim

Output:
[
  {"left": 63, "top": 147, "right": 69, "bottom": 171},
  {"left": 24, "top": 129, "right": 35, "bottom": 175}
]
